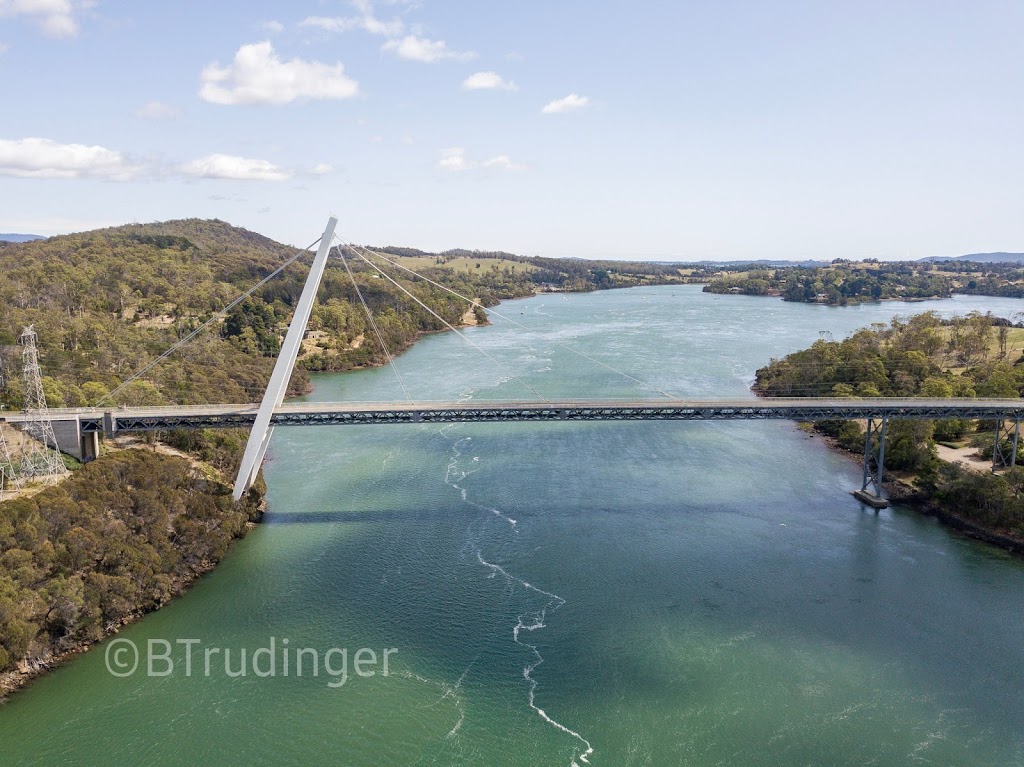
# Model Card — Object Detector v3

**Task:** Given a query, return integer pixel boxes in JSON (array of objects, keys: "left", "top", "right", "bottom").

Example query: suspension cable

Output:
[
  {"left": 332, "top": 236, "right": 413, "bottom": 402},
  {"left": 344, "top": 241, "right": 551, "bottom": 403},
  {"left": 356, "top": 246, "right": 681, "bottom": 400},
  {"left": 95, "top": 235, "right": 324, "bottom": 407}
]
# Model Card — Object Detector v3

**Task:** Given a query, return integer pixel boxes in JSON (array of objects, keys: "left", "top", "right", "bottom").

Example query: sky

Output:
[{"left": 0, "top": 0, "right": 1022, "bottom": 261}]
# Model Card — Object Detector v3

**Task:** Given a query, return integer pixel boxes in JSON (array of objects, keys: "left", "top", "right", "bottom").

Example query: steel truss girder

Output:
[
  {"left": 992, "top": 418, "right": 1020, "bottom": 471},
  {"left": 862, "top": 417, "right": 888, "bottom": 498},
  {"left": 63, "top": 404, "right": 1024, "bottom": 434}
]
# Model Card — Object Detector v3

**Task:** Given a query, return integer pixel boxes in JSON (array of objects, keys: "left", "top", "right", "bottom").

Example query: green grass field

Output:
[{"left": 392, "top": 255, "right": 537, "bottom": 274}]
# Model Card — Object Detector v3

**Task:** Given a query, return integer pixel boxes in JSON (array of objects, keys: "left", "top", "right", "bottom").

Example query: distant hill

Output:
[
  {"left": 921, "top": 252, "right": 1024, "bottom": 264},
  {"left": 0, "top": 233, "right": 44, "bottom": 243},
  {"left": 0, "top": 218, "right": 693, "bottom": 412},
  {"left": 694, "top": 259, "right": 829, "bottom": 268}
]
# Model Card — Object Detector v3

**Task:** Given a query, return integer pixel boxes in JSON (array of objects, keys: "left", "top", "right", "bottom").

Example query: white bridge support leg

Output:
[{"left": 233, "top": 216, "right": 339, "bottom": 501}]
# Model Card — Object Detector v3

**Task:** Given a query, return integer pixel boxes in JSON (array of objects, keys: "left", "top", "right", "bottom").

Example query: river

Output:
[{"left": 2, "top": 286, "right": 1023, "bottom": 766}]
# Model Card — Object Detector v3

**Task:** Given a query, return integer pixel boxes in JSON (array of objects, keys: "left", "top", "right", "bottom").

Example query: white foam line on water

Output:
[
  {"left": 397, "top": 665, "right": 470, "bottom": 742},
  {"left": 438, "top": 417, "right": 590, "bottom": 762},
  {"left": 477, "top": 551, "right": 595, "bottom": 766},
  {"left": 443, "top": 433, "right": 518, "bottom": 530},
  {"left": 441, "top": 658, "right": 479, "bottom": 739}
]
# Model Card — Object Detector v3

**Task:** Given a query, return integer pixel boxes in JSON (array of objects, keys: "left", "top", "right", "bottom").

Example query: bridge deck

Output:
[{"left": 3, "top": 398, "right": 1022, "bottom": 433}]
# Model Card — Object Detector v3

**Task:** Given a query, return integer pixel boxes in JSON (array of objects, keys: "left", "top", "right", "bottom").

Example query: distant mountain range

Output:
[
  {"left": 0, "top": 233, "right": 45, "bottom": 243},
  {"left": 919, "top": 252, "right": 1024, "bottom": 264}
]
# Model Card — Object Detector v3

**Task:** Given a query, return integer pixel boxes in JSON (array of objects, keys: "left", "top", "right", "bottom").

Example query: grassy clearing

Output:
[{"left": 392, "top": 255, "right": 536, "bottom": 274}]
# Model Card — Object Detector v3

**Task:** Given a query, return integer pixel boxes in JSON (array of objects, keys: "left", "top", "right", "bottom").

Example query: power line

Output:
[
  {"left": 354, "top": 245, "right": 681, "bottom": 400},
  {"left": 332, "top": 236, "right": 413, "bottom": 402},
  {"left": 344, "top": 241, "right": 550, "bottom": 403},
  {"left": 95, "top": 236, "right": 324, "bottom": 407}
]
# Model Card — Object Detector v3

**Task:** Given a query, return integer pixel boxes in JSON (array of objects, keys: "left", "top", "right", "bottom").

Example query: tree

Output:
[
  {"left": 997, "top": 324, "right": 1010, "bottom": 359},
  {"left": 115, "top": 380, "right": 164, "bottom": 407}
]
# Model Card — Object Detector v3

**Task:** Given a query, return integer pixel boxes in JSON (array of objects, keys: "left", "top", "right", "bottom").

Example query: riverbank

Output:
[
  {"left": 878, "top": 472, "right": 1024, "bottom": 553},
  {"left": 0, "top": 281, "right": 648, "bottom": 699},
  {"left": 0, "top": 535, "right": 259, "bottom": 700},
  {"left": 0, "top": 448, "right": 265, "bottom": 700},
  {"left": 801, "top": 422, "right": 1024, "bottom": 555}
]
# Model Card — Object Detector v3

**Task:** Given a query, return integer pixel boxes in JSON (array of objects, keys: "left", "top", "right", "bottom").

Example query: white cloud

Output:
[
  {"left": 134, "top": 101, "right": 182, "bottom": 120},
  {"left": 482, "top": 155, "right": 525, "bottom": 170},
  {"left": 301, "top": 14, "right": 401, "bottom": 36},
  {"left": 199, "top": 42, "right": 359, "bottom": 106},
  {"left": 462, "top": 71, "right": 518, "bottom": 92},
  {"left": 308, "top": 162, "right": 334, "bottom": 175},
  {"left": 361, "top": 14, "right": 403, "bottom": 36},
  {"left": 300, "top": 0, "right": 404, "bottom": 37},
  {"left": 262, "top": 20, "right": 284, "bottom": 34},
  {"left": 179, "top": 153, "right": 292, "bottom": 182},
  {"left": 0, "top": 137, "right": 139, "bottom": 180},
  {"left": 437, "top": 147, "right": 524, "bottom": 172},
  {"left": 0, "top": 0, "right": 90, "bottom": 38},
  {"left": 438, "top": 147, "right": 471, "bottom": 172},
  {"left": 300, "top": 16, "right": 359, "bottom": 32},
  {"left": 0, "top": 42, "right": 9, "bottom": 55},
  {"left": 382, "top": 35, "right": 475, "bottom": 63},
  {"left": 541, "top": 93, "right": 590, "bottom": 114},
  {"left": 0, "top": 136, "right": 299, "bottom": 183}
]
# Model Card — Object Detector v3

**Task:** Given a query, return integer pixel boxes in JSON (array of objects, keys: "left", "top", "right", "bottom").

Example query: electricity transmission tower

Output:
[
  {"left": 18, "top": 326, "right": 68, "bottom": 481},
  {"left": 0, "top": 425, "right": 19, "bottom": 498},
  {"left": 0, "top": 351, "right": 20, "bottom": 498}
]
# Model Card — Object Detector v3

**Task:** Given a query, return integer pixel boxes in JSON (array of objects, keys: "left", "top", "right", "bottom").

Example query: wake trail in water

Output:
[
  {"left": 440, "top": 404, "right": 592, "bottom": 764},
  {"left": 443, "top": 433, "right": 518, "bottom": 530},
  {"left": 477, "top": 552, "right": 594, "bottom": 766},
  {"left": 401, "top": 661, "right": 476, "bottom": 767}
]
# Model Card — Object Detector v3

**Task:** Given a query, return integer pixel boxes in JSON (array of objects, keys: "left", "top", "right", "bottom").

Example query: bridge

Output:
[
  {"left": 9, "top": 397, "right": 1023, "bottom": 431},
  {"left": 4, "top": 217, "right": 1022, "bottom": 509}
]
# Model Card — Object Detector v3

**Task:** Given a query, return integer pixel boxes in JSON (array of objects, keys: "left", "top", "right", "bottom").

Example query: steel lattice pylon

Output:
[
  {"left": 0, "top": 425, "right": 20, "bottom": 498},
  {"left": 992, "top": 418, "right": 1020, "bottom": 471},
  {"left": 17, "top": 326, "right": 68, "bottom": 481},
  {"left": 0, "top": 353, "right": 18, "bottom": 498},
  {"left": 861, "top": 416, "right": 889, "bottom": 498}
]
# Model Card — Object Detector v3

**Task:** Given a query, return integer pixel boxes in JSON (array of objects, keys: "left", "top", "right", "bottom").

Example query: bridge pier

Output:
[
  {"left": 854, "top": 416, "right": 890, "bottom": 509},
  {"left": 992, "top": 418, "right": 1020, "bottom": 471},
  {"left": 42, "top": 415, "right": 100, "bottom": 462}
]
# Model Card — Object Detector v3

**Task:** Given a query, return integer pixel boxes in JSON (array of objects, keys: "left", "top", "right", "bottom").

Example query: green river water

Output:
[{"left": 1, "top": 286, "right": 1023, "bottom": 766}]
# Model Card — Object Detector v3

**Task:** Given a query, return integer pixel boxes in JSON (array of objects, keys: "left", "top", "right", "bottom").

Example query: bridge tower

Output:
[
  {"left": 18, "top": 326, "right": 68, "bottom": 481},
  {"left": 233, "top": 216, "right": 339, "bottom": 501}
]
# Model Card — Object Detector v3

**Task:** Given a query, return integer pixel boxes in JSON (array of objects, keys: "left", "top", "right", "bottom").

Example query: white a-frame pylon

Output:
[{"left": 233, "top": 216, "right": 339, "bottom": 501}]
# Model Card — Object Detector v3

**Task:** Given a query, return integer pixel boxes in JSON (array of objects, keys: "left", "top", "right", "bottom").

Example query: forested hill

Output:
[
  {"left": 700, "top": 259, "right": 1024, "bottom": 304},
  {"left": 0, "top": 219, "right": 691, "bottom": 411}
]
